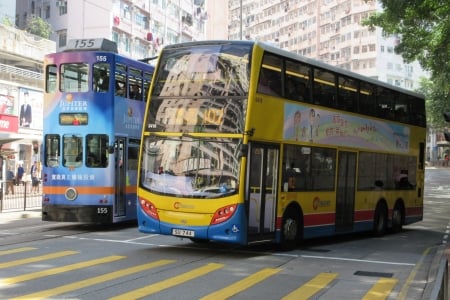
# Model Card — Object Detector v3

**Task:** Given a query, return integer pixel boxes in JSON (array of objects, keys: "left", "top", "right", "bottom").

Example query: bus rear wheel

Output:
[
  {"left": 391, "top": 206, "right": 403, "bottom": 233},
  {"left": 373, "top": 204, "right": 387, "bottom": 237},
  {"left": 280, "top": 208, "right": 302, "bottom": 251}
]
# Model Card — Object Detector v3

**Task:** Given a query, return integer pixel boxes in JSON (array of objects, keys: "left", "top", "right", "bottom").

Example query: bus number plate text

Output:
[{"left": 172, "top": 228, "right": 195, "bottom": 237}]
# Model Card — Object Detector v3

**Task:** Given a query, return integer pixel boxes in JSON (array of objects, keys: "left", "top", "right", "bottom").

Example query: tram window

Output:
[
  {"left": 143, "top": 71, "right": 152, "bottom": 101},
  {"left": 61, "top": 63, "right": 89, "bottom": 92},
  {"left": 86, "top": 134, "right": 109, "bottom": 168},
  {"left": 375, "top": 87, "right": 395, "bottom": 120},
  {"left": 63, "top": 134, "right": 83, "bottom": 167},
  {"left": 45, "top": 134, "right": 60, "bottom": 167},
  {"left": 46, "top": 65, "right": 57, "bottom": 93},
  {"left": 93, "top": 63, "right": 110, "bottom": 92},
  {"left": 129, "top": 77, "right": 143, "bottom": 100}
]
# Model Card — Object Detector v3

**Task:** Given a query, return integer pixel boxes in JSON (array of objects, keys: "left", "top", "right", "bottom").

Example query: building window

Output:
[
  {"left": 45, "top": 6, "right": 50, "bottom": 19},
  {"left": 59, "top": 31, "right": 67, "bottom": 47}
]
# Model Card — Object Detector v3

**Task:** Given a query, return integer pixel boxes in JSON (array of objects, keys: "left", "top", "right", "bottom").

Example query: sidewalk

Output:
[{"left": 0, "top": 209, "right": 42, "bottom": 224}]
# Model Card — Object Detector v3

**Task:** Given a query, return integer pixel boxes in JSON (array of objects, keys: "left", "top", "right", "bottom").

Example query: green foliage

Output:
[
  {"left": 363, "top": 0, "right": 449, "bottom": 81},
  {"left": 362, "top": 0, "right": 450, "bottom": 124},
  {"left": 418, "top": 78, "right": 450, "bottom": 127},
  {"left": 26, "top": 17, "right": 52, "bottom": 39},
  {"left": 1, "top": 16, "right": 14, "bottom": 27}
]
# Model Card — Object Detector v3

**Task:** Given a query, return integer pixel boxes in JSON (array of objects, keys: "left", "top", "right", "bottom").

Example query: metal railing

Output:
[{"left": 0, "top": 180, "right": 42, "bottom": 212}]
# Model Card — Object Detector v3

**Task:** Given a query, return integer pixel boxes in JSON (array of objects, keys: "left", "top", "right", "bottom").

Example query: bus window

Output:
[
  {"left": 285, "top": 59, "right": 311, "bottom": 102},
  {"left": 86, "top": 134, "right": 109, "bottom": 168},
  {"left": 258, "top": 53, "right": 282, "bottom": 96},
  {"left": 61, "top": 63, "right": 89, "bottom": 92},
  {"left": 313, "top": 68, "right": 336, "bottom": 107},
  {"left": 283, "top": 145, "right": 335, "bottom": 191},
  {"left": 46, "top": 65, "right": 57, "bottom": 93},
  {"left": 45, "top": 134, "right": 60, "bottom": 167},
  {"left": 376, "top": 86, "right": 395, "bottom": 120},
  {"left": 394, "top": 93, "right": 410, "bottom": 123},
  {"left": 63, "top": 134, "right": 83, "bottom": 167},
  {"left": 338, "top": 75, "right": 358, "bottom": 111},
  {"left": 93, "top": 63, "right": 110, "bottom": 92},
  {"left": 409, "top": 95, "right": 426, "bottom": 127},
  {"left": 359, "top": 82, "right": 376, "bottom": 116}
]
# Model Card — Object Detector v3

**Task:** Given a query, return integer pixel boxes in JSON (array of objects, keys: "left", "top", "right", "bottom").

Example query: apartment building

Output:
[
  {"left": 16, "top": 0, "right": 211, "bottom": 60},
  {"left": 0, "top": 23, "right": 55, "bottom": 176},
  {"left": 228, "top": 0, "right": 426, "bottom": 91}
]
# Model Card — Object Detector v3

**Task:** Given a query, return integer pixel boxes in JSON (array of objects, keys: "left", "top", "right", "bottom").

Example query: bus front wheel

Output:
[{"left": 280, "top": 208, "right": 302, "bottom": 251}]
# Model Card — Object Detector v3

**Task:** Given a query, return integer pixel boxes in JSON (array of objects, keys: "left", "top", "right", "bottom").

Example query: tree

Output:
[
  {"left": 417, "top": 78, "right": 450, "bottom": 127},
  {"left": 362, "top": 0, "right": 450, "bottom": 122},
  {"left": 26, "top": 17, "right": 52, "bottom": 39},
  {"left": 363, "top": 0, "right": 449, "bottom": 82}
]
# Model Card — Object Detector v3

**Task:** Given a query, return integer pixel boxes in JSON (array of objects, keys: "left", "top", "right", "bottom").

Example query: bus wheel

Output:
[
  {"left": 280, "top": 209, "right": 302, "bottom": 251},
  {"left": 373, "top": 204, "right": 387, "bottom": 237},
  {"left": 391, "top": 206, "right": 403, "bottom": 233}
]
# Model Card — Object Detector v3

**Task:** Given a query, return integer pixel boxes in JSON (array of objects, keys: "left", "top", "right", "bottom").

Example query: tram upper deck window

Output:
[
  {"left": 46, "top": 65, "right": 57, "bottom": 93},
  {"left": 60, "top": 63, "right": 89, "bottom": 92},
  {"left": 93, "top": 63, "right": 110, "bottom": 92}
]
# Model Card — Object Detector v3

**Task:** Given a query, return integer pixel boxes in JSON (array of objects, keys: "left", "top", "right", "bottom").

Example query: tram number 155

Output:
[{"left": 97, "top": 207, "right": 108, "bottom": 214}]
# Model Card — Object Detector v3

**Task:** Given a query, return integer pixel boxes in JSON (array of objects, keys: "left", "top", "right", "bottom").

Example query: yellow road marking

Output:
[
  {"left": 11, "top": 259, "right": 175, "bottom": 300},
  {"left": 397, "top": 247, "right": 431, "bottom": 299},
  {"left": 282, "top": 272, "right": 338, "bottom": 300},
  {"left": 2, "top": 255, "right": 125, "bottom": 285},
  {"left": 200, "top": 268, "right": 281, "bottom": 300},
  {"left": 110, "top": 263, "right": 224, "bottom": 300},
  {"left": 0, "top": 251, "right": 78, "bottom": 269},
  {"left": 362, "top": 278, "right": 398, "bottom": 300},
  {"left": 0, "top": 247, "right": 36, "bottom": 256}
]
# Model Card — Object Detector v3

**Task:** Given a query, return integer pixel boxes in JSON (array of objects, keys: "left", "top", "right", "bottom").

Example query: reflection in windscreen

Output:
[
  {"left": 140, "top": 136, "right": 240, "bottom": 198},
  {"left": 153, "top": 43, "right": 251, "bottom": 97}
]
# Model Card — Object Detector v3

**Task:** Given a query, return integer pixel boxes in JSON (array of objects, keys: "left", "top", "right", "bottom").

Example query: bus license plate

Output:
[{"left": 172, "top": 228, "right": 195, "bottom": 237}]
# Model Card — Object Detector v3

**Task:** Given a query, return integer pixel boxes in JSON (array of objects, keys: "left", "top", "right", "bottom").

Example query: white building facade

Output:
[{"left": 16, "top": 0, "right": 209, "bottom": 60}]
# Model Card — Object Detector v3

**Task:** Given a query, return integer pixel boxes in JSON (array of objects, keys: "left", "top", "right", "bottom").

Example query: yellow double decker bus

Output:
[{"left": 137, "top": 40, "right": 425, "bottom": 250}]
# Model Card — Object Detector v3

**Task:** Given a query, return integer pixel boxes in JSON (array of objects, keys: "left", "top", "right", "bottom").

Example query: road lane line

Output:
[
  {"left": 397, "top": 246, "right": 432, "bottom": 300},
  {"left": 110, "top": 263, "right": 224, "bottom": 300},
  {"left": 0, "top": 247, "right": 36, "bottom": 256},
  {"left": 362, "top": 277, "right": 398, "bottom": 300},
  {"left": 301, "top": 254, "right": 415, "bottom": 266},
  {"left": 281, "top": 272, "right": 338, "bottom": 300},
  {"left": 0, "top": 251, "right": 78, "bottom": 269},
  {"left": 1, "top": 255, "right": 125, "bottom": 285},
  {"left": 11, "top": 259, "right": 175, "bottom": 300},
  {"left": 199, "top": 268, "right": 281, "bottom": 300}
]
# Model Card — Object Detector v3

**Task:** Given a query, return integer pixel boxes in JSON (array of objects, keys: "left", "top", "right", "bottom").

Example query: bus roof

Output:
[{"left": 160, "top": 40, "right": 425, "bottom": 99}]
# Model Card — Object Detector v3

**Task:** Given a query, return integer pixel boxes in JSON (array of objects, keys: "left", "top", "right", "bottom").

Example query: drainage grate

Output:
[{"left": 354, "top": 270, "right": 393, "bottom": 278}]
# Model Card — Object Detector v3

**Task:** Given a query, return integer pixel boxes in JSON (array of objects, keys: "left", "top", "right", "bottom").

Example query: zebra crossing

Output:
[{"left": 0, "top": 246, "right": 400, "bottom": 299}]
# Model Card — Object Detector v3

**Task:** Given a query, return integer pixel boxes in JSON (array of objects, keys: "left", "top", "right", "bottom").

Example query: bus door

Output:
[
  {"left": 335, "top": 150, "right": 357, "bottom": 233},
  {"left": 114, "top": 137, "right": 127, "bottom": 217},
  {"left": 247, "top": 143, "right": 279, "bottom": 241}
]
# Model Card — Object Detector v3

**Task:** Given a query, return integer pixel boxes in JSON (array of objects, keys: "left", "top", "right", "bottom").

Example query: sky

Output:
[{"left": 0, "top": 1, "right": 15, "bottom": 20}]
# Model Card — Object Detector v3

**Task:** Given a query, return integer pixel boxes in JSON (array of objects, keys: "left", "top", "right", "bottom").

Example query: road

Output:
[{"left": 0, "top": 167, "right": 449, "bottom": 299}]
